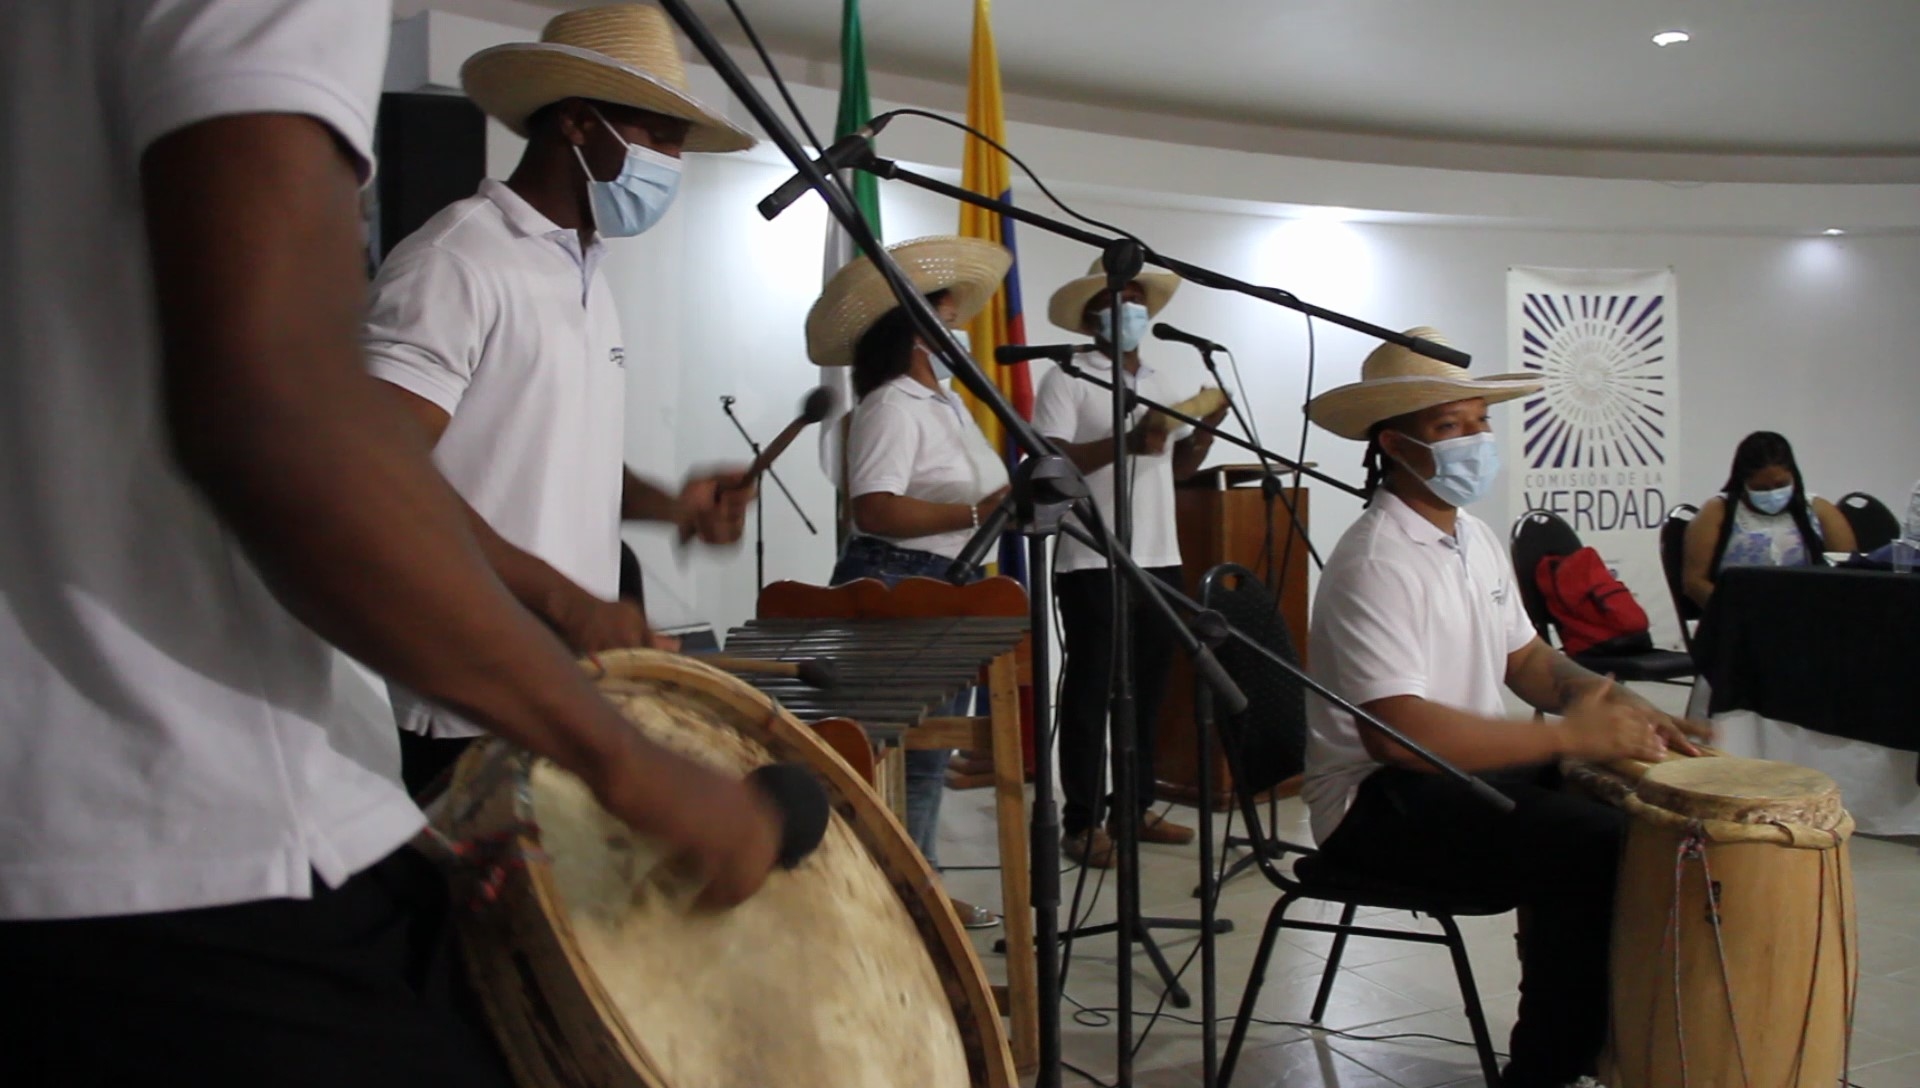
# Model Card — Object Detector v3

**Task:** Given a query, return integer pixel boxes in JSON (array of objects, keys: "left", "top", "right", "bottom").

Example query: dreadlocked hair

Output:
[{"left": 1361, "top": 410, "right": 1423, "bottom": 501}]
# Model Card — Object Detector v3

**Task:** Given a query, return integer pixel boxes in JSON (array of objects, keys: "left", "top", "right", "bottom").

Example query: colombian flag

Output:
[
  {"left": 955, "top": 0, "right": 1036, "bottom": 771},
  {"left": 955, "top": 0, "right": 1031, "bottom": 585}
]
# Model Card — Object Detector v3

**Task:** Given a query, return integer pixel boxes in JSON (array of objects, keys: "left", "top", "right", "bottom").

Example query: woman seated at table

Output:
[
  {"left": 1683, "top": 430, "right": 1855, "bottom": 606},
  {"left": 806, "top": 236, "right": 1014, "bottom": 928}
]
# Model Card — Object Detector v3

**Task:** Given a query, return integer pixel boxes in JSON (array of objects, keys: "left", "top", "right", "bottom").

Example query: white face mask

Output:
[
  {"left": 917, "top": 329, "right": 970, "bottom": 381},
  {"left": 572, "top": 105, "right": 683, "bottom": 238},
  {"left": 1391, "top": 431, "right": 1502, "bottom": 508}
]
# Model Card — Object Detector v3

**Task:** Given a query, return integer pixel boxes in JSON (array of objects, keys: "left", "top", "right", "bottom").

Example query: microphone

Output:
[
  {"left": 995, "top": 343, "right": 1097, "bottom": 365},
  {"left": 757, "top": 115, "right": 896, "bottom": 221},
  {"left": 745, "top": 763, "right": 831, "bottom": 869},
  {"left": 945, "top": 494, "right": 1013, "bottom": 583},
  {"left": 1152, "top": 323, "right": 1226, "bottom": 353}
]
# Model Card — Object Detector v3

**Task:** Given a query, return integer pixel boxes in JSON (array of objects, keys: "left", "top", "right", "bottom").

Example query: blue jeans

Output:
[{"left": 829, "top": 536, "right": 982, "bottom": 868}]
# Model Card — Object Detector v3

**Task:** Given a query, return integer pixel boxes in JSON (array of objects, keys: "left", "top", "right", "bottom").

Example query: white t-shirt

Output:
[
  {"left": 1032, "top": 354, "right": 1190, "bottom": 572},
  {"left": 1301, "top": 490, "right": 1539, "bottom": 843},
  {"left": 0, "top": 0, "right": 420, "bottom": 920},
  {"left": 365, "top": 180, "right": 628, "bottom": 738},
  {"left": 845, "top": 375, "right": 1012, "bottom": 560}
]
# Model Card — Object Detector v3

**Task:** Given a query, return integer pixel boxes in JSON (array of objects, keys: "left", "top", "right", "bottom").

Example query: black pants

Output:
[
  {"left": 401, "top": 730, "right": 479, "bottom": 800},
  {"left": 0, "top": 848, "right": 511, "bottom": 1087},
  {"left": 1316, "top": 765, "right": 1627, "bottom": 1088},
  {"left": 1055, "top": 565, "right": 1183, "bottom": 835}
]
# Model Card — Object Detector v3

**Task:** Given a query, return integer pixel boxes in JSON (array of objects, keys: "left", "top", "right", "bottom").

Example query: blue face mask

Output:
[
  {"left": 1094, "top": 301, "right": 1150, "bottom": 353},
  {"left": 1394, "top": 431, "right": 1501, "bottom": 508},
  {"left": 1747, "top": 483, "right": 1795, "bottom": 516},
  {"left": 574, "top": 107, "right": 682, "bottom": 238}
]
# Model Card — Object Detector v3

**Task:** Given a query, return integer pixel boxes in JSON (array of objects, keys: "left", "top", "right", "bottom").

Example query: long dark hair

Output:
[
  {"left": 850, "top": 290, "right": 951, "bottom": 399},
  {"left": 1711, "top": 430, "right": 1824, "bottom": 569}
]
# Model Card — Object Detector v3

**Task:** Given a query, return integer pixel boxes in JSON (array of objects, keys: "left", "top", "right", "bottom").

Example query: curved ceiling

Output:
[{"left": 651, "top": 0, "right": 1920, "bottom": 177}]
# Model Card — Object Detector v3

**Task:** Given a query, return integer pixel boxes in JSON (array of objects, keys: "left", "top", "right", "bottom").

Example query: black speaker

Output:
[{"left": 373, "top": 92, "right": 487, "bottom": 261}]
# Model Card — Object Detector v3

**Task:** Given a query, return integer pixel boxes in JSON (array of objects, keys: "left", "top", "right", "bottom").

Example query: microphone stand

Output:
[
  {"left": 720, "top": 396, "right": 817, "bottom": 594},
  {"left": 858, "top": 154, "right": 1472, "bottom": 370},
  {"left": 655, "top": 6, "right": 1507, "bottom": 1082}
]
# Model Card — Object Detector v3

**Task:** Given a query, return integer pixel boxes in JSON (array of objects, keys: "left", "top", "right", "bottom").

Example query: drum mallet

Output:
[{"left": 696, "top": 653, "right": 840, "bottom": 690}]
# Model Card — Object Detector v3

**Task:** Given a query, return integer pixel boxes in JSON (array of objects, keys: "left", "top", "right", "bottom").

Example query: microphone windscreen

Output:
[{"left": 746, "top": 762, "right": 831, "bottom": 869}]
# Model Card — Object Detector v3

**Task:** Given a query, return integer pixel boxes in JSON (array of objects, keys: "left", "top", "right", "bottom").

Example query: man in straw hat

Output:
[
  {"left": 807, "top": 236, "right": 1013, "bottom": 926},
  {"left": 1299, "top": 329, "right": 1709, "bottom": 1088},
  {"left": 1034, "top": 261, "right": 1228, "bottom": 868},
  {"left": 0, "top": 1, "right": 780, "bottom": 1082},
  {"left": 365, "top": 4, "right": 762, "bottom": 793}
]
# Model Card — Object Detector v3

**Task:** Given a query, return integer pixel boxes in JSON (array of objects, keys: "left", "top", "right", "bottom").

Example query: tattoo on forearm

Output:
[{"left": 1547, "top": 651, "right": 1604, "bottom": 711}]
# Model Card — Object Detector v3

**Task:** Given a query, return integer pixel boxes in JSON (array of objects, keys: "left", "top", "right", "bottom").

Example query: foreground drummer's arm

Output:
[
  {"left": 145, "top": 114, "right": 775, "bottom": 903},
  {"left": 1504, "top": 638, "right": 1705, "bottom": 754}
]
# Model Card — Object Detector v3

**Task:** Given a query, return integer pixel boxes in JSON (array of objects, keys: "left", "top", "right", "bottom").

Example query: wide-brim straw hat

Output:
[
  {"left": 1047, "top": 258, "right": 1182, "bottom": 334},
  {"left": 806, "top": 237, "right": 1013, "bottom": 368},
  {"left": 461, "top": 4, "right": 755, "bottom": 153},
  {"left": 1306, "top": 327, "right": 1542, "bottom": 441}
]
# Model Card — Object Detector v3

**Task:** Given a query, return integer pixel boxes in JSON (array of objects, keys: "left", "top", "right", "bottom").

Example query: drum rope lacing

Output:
[
  {"left": 419, "top": 749, "right": 548, "bottom": 909},
  {"left": 1667, "top": 822, "right": 1754, "bottom": 1088}
]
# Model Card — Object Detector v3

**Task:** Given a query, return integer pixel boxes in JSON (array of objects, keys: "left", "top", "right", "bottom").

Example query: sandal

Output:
[{"left": 950, "top": 897, "right": 1001, "bottom": 930}]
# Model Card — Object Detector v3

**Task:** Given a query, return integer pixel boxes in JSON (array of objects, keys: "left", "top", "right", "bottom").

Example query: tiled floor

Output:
[{"left": 931, "top": 682, "right": 1920, "bottom": 1088}]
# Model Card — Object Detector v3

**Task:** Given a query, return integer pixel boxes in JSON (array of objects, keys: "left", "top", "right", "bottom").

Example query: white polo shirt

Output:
[
  {"left": 0, "top": 0, "right": 421, "bottom": 920},
  {"left": 1301, "top": 489, "right": 1538, "bottom": 843},
  {"left": 365, "top": 180, "right": 628, "bottom": 739},
  {"left": 1032, "top": 353, "right": 1190, "bottom": 573},
  {"left": 846, "top": 375, "right": 1012, "bottom": 560}
]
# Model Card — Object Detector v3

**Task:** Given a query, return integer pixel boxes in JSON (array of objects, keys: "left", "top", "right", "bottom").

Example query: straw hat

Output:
[
  {"left": 461, "top": 4, "right": 755, "bottom": 153},
  {"left": 1306, "top": 327, "right": 1542, "bottom": 441},
  {"left": 1046, "top": 258, "right": 1182, "bottom": 334},
  {"left": 806, "top": 237, "right": 1013, "bottom": 368}
]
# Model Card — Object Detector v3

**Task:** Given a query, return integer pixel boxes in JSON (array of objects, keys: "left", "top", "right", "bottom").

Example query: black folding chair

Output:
[
  {"left": 1193, "top": 562, "right": 1308, "bottom": 894},
  {"left": 1837, "top": 491, "right": 1900, "bottom": 553},
  {"left": 1201, "top": 565, "right": 1506, "bottom": 1088},
  {"left": 1658, "top": 504, "right": 1702, "bottom": 657},
  {"left": 1509, "top": 509, "right": 1694, "bottom": 685}
]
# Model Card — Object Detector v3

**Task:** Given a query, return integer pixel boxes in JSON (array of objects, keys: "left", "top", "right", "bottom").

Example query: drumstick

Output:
[
  {"left": 678, "top": 386, "right": 836, "bottom": 544},
  {"left": 730, "top": 385, "right": 837, "bottom": 491},
  {"left": 696, "top": 653, "right": 839, "bottom": 689}
]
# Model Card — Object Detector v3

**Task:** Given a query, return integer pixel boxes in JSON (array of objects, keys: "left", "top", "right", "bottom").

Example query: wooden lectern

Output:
[{"left": 1153, "top": 465, "right": 1310, "bottom": 809}]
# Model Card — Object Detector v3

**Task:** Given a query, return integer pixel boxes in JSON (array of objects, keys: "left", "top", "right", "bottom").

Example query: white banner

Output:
[{"left": 1508, "top": 267, "right": 1682, "bottom": 648}]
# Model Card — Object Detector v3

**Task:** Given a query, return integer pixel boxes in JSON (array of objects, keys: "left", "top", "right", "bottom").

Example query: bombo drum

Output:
[{"left": 434, "top": 649, "right": 1015, "bottom": 1088}]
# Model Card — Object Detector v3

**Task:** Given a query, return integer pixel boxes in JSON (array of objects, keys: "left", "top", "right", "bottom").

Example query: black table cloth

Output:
[{"left": 1696, "top": 566, "right": 1920, "bottom": 763}]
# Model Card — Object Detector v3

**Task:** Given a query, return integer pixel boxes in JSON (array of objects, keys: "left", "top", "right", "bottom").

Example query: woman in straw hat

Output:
[
  {"left": 365, "top": 4, "right": 762, "bottom": 794},
  {"left": 1034, "top": 261, "right": 1224, "bottom": 869},
  {"left": 808, "top": 236, "right": 1013, "bottom": 927},
  {"left": 1296, "top": 330, "right": 1709, "bottom": 1088}
]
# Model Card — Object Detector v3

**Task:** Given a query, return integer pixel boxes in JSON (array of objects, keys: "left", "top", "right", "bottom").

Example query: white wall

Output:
[{"left": 396, "top": 9, "right": 1920, "bottom": 644}]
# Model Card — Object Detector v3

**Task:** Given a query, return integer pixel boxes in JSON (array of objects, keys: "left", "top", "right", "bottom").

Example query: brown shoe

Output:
[
  {"left": 1112, "top": 811, "right": 1196, "bottom": 846},
  {"left": 1061, "top": 827, "right": 1115, "bottom": 869}
]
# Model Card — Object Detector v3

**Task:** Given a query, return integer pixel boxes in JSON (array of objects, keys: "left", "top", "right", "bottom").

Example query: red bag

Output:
[{"left": 1533, "top": 547, "right": 1654, "bottom": 656}]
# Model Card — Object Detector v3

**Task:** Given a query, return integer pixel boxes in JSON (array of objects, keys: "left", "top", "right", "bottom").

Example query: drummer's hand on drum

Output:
[
  {"left": 595, "top": 752, "right": 782, "bottom": 911},
  {"left": 680, "top": 773, "right": 784, "bottom": 911},
  {"left": 1605, "top": 683, "right": 1712, "bottom": 756},
  {"left": 550, "top": 593, "right": 680, "bottom": 654},
  {"left": 1561, "top": 678, "right": 1668, "bottom": 763}
]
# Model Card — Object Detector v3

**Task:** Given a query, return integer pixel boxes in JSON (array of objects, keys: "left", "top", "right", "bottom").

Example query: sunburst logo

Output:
[{"left": 1517, "top": 292, "right": 1669, "bottom": 470}]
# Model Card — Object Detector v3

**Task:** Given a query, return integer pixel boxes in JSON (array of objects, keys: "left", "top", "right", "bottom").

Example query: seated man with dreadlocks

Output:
[{"left": 1298, "top": 329, "right": 1711, "bottom": 1088}]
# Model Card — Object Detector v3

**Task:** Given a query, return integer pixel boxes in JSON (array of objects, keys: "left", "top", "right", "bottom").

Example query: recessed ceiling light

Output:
[
  {"left": 1822, "top": 228, "right": 1846, "bottom": 236},
  {"left": 1652, "top": 30, "right": 1691, "bottom": 47}
]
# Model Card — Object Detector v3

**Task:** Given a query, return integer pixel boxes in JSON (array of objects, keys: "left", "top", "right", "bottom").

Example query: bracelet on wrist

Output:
[{"left": 968, "top": 502, "right": 980, "bottom": 529}]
